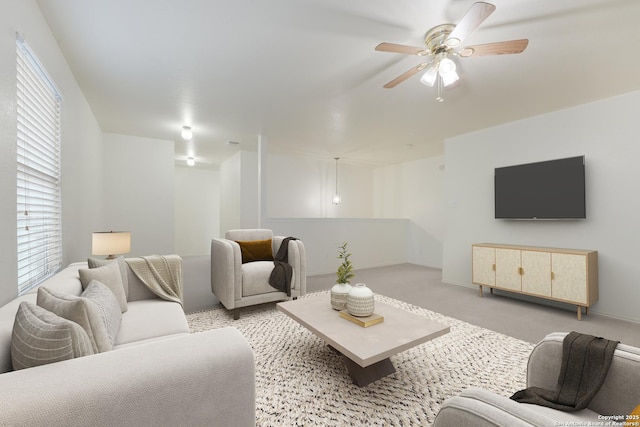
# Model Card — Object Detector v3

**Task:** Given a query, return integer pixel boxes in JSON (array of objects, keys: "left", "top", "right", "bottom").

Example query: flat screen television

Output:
[{"left": 494, "top": 156, "right": 586, "bottom": 219}]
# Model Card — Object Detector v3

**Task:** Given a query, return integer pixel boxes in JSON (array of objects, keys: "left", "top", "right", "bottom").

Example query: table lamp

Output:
[{"left": 92, "top": 231, "right": 131, "bottom": 259}]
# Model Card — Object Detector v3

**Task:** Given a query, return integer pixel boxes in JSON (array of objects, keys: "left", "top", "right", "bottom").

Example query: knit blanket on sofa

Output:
[
  {"left": 125, "top": 255, "right": 184, "bottom": 306},
  {"left": 510, "top": 331, "right": 619, "bottom": 411}
]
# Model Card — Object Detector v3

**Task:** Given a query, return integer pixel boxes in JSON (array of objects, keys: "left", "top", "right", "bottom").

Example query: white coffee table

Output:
[{"left": 277, "top": 294, "right": 450, "bottom": 386}]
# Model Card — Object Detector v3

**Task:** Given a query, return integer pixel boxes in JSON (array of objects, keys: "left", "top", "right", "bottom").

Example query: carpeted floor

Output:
[{"left": 187, "top": 291, "right": 534, "bottom": 426}]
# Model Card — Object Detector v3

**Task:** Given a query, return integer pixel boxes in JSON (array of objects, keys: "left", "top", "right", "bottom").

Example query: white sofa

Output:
[
  {"left": 434, "top": 332, "right": 640, "bottom": 427},
  {"left": 0, "top": 260, "right": 256, "bottom": 427}
]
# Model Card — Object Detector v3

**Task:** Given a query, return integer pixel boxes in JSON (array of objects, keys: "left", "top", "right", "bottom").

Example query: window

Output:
[{"left": 16, "top": 35, "right": 63, "bottom": 295}]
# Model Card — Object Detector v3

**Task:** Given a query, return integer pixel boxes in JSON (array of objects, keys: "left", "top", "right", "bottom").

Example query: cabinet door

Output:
[
  {"left": 552, "top": 253, "right": 587, "bottom": 304},
  {"left": 521, "top": 250, "right": 551, "bottom": 297},
  {"left": 495, "top": 248, "right": 521, "bottom": 291},
  {"left": 472, "top": 246, "right": 495, "bottom": 286}
]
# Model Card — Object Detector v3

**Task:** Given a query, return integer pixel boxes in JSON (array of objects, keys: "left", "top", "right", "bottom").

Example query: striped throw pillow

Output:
[{"left": 11, "top": 302, "right": 94, "bottom": 371}]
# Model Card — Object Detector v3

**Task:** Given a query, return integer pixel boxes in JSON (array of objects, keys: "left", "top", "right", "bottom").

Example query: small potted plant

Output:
[{"left": 331, "top": 242, "right": 354, "bottom": 310}]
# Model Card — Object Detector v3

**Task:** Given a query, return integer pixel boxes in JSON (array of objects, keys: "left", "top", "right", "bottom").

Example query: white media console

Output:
[{"left": 472, "top": 243, "right": 598, "bottom": 320}]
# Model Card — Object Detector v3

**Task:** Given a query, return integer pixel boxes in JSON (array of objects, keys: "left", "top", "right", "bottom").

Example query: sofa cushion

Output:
[
  {"left": 81, "top": 280, "right": 122, "bottom": 347},
  {"left": 11, "top": 302, "right": 94, "bottom": 370},
  {"left": 114, "top": 299, "right": 189, "bottom": 347},
  {"left": 36, "top": 284, "right": 115, "bottom": 353},
  {"left": 236, "top": 239, "right": 274, "bottom": 263},
  {"left": 79, "top": 261, "right": 127, "bottom": 312},
  {"left": 88, "top": 256, "right": 129, "bottom": 299}
]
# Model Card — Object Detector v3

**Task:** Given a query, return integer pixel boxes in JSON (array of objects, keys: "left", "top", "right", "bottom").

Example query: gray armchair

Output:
[
  {"left": 434, "top": 332, "right": 640, "bottom": 427},
  {"left": 211, "top": 229, "right": 306, "bottom": 319}
]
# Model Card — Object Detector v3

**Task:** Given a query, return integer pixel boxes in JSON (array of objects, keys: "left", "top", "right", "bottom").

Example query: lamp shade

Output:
[
  {"left": 419, "top": 66, "right": 438, "bottom": 87},
  {"left": 92, "top": 231, "right": 131, "bottom": 258}
]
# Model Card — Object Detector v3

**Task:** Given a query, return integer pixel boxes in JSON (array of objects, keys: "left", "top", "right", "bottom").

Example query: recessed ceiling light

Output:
[{"left": 181, "top": 126, "right": 193, "bottom": 140}]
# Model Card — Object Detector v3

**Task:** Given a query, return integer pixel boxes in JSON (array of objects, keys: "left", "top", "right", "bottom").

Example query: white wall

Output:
[
  {"left": 267, "top": 153, "right": 374, "bottom": 218},
  {"left": 374, "top": 155, "right": 445, "bottom": 268},
  {"left": 264, "top": 218, "right": 408, "bottom": 275},
  {"left": 219, "top": 151, "right": 260, "bottom": 233},
  {"left": 102, "top": 133, "right": 175, "bottom": 256},
  {"left": 443, "top": 90, "right": 640, "bottom": 322},
  {"left": 0, "top": 0, "right": 103, "bottom": 305},
  {"left": 174, "top": 165, "right": 220, "bottom": 255}
]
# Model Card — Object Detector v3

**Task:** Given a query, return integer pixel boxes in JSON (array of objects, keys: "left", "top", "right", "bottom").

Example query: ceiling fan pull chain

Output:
[{"left": 436, "top": 74, "right": 444, "bottom": 103}]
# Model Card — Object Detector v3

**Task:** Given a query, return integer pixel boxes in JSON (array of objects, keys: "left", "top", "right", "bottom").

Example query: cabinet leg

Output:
[
  {"left": 577, "top": 306, "right": 582, "bottom": 321},
  {"left": 490, "top": 288, "right": 494, "bottom": 295},
  {"left": 479, "top": 286, "right": 483, "bottom": 297},
  {"left": 585, "top": 306, "right": 589, "bottom": 316}
]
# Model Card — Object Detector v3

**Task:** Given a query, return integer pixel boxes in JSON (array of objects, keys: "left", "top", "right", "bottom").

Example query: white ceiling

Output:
[{"left": 36, "top": 0, "right": 640, "bottom": 168}]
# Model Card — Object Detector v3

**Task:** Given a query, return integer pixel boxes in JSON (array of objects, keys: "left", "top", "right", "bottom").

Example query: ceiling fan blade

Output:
[
  {"left": 445, "top": 2, "right": 496, "bottom": 48},
  {"left": 383, "top": 63, "right": 429, "bottom": 88},
  {"left": 375, "top": 42, "right": 429, "bottom": 56},
  {"left": 459, "top": 39, "right": 528, "bottom": 57}
]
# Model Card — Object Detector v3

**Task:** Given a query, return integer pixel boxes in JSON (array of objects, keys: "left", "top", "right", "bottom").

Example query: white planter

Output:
[
  {"left": 347, "top": 283, "right": 375, "bottom": 317},
  {"left": 330, "top": 282, "right": 352, "bottom": 310}
]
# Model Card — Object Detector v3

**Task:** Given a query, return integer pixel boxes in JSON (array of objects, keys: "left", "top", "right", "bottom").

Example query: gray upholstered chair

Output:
[
  {"left": 211, "top": 229, "right": 306, "bottom": 319},
  {"left": 433, "top": 332, "right": 640, "bottom": 427}
]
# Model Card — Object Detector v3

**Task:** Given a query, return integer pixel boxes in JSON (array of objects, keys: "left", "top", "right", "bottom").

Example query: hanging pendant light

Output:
[{"left": 332, "top": 157, "right": 341, "bottom": 204}]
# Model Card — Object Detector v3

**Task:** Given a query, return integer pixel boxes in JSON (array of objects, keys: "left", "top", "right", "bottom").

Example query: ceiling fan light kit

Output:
[{"left": 375, "top": 1, "right": 528, "bottom": 102}]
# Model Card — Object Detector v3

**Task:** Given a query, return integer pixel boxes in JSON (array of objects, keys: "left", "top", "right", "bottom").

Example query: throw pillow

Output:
[
  {"left": 236, "top": 239, "right": 273, "bottom": 263},
  {"left": 88, "top": 256, "right": 129, "bottom": 299},
  {"left": 79, "top": 261, "right": 127, "bottom": 312},
  {"left": 11, "top": 302, "right": 94, "bottom": 371},
  {"left": 37, "top": 286, "right": 112, "bottom": 353},
  {"left": 81, "top": 280, "right": 122, "bottom": 347}
]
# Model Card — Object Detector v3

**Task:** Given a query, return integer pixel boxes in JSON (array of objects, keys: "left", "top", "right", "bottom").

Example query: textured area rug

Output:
[{"left": 187, "top": 292, "right": 534, "bottom": 426}]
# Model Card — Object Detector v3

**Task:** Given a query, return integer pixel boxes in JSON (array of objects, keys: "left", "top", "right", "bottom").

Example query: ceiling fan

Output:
[{"left": 375, "top": 2, "right": 528, "bottom": 102}]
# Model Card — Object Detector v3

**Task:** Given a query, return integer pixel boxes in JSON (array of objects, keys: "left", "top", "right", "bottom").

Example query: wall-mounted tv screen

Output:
[{"left": 494, "top": 156, "right": 586, "bottom": 219}]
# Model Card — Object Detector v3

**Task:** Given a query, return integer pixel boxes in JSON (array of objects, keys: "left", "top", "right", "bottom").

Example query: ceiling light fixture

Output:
[
  {"left": 419, "top": 66, "right": 437, "bottom": 87},
  {"left": 419, "top": 55, "right": 460, "bottom": 102},
  {"left": 181, "top": 126, "right": 193, "bottom": 140},
  {"left": 187, "top": 156, "right": 195, "bottom": 167},
  {"left": 332, "top": 157, "right": 341, "bottom": 205}
]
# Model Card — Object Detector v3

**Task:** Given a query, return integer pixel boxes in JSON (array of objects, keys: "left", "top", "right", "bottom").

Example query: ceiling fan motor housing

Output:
[{"left": 424, "top": 24, "right": 456, "bottom": 55}]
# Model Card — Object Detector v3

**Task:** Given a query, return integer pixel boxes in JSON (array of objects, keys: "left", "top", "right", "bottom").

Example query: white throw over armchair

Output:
[{"left": 211, "top": 229, "right": 307, "bottom": 319}]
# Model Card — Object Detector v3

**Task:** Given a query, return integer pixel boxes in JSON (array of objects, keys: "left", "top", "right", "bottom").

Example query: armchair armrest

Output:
[
  {"left": 211, "top": 238, "right": 242, "bottom": 309},
  {"left": 528, "top": 332, "right": 640, "bottom": 417},
  {"left": 0, "top": 328, "right": 255, "bottom": 427},
  {"left": 434, "top": 387, "right": 576, "bottom": 427}
]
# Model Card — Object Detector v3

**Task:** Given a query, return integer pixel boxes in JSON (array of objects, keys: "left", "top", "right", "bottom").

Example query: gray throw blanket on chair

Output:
[
  {"left": 269, "top": 237, "right": 298, "bottom": 296},
  {"left": 510, "top": 331, "right": 619, "bottom": 411}
]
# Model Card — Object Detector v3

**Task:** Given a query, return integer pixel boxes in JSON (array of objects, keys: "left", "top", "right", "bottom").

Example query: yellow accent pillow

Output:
[{"left": 236, "top": 239, "right": 273, "bottom": 263}]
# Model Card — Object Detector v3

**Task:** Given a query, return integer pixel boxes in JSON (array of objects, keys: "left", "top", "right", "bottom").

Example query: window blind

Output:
[{"left": 16, "top": 36, "right": 63, "bottom": 295}]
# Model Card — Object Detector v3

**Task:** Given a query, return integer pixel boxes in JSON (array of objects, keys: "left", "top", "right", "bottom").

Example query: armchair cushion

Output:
[
  {"left": 242, "top": 261, "right": 280, "bottom": 297},
  {"left": 236, "top": 239, "right": 273, "bottom": 263}
]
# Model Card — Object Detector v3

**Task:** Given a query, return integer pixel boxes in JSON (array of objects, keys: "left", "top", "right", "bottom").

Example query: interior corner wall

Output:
[
  {"left": 373, "top": 155, "right": 445, "bottom": 268},
  {"left": 174, "top": 165, "right": 220, "bottom": 255},
  {"left": 442, "top": 90, "right": 640, "bottom": 323},
  {"left": 102, "top": 133, "right": 175, "bottom": 256},
  {"left": 219, "top": 151, "right": 260, "bottom": 234},
  {"left": 0, "top": 0, "right": 103, "bottom": 306}
]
